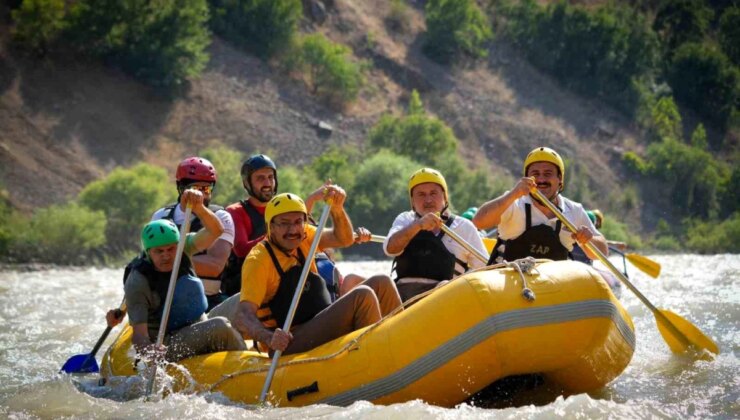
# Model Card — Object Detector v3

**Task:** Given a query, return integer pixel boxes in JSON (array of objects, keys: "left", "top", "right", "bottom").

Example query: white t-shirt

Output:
[
  {"left": 497, "top": 194, "right": 600, "bottom": 251},
  {"left": 151, "top": 205, "right": 235, "bottom": 246},
  {"left": 384, "top": 211, "right": 488, "bottom": 274}
]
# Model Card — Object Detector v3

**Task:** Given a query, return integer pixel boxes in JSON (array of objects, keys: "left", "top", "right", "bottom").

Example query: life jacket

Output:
[
  {"left": 315, "top": 252, "right": 340, "bottom": 301},
  {"left": 393, "top": 215, "right": 467, "bottom": 281},
  {"left": 503, "top": 203, "right": 570, "bottom": 261},
  {"left": 262, "top": 241, "right": 332, "bottom": 328},
  {"left": 123, "top": 254, "right": 207, "bottom": 334},
  {"left": 220, "top": 200, "right": 266, "bottom": 296}
]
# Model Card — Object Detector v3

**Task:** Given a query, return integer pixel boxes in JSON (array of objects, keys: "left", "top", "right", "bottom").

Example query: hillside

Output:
[{"left": 1, "top": 1, "right": 656, "bottom": 230}]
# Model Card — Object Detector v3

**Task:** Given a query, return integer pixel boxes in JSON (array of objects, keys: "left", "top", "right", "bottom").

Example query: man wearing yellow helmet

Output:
[
  {"left": 385, "top": 168, "right": 488, "bottom": 301},
  {"left": 230, "top": 189, "right": 402, "bottom": 355},
  {"left": 473, "top": 147, "right": 608, "bottom": 262}
]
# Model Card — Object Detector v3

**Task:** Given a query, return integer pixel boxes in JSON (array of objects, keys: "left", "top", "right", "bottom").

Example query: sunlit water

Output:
[{"left": 0, "top": 255, "right": 737, "bottom": 419}]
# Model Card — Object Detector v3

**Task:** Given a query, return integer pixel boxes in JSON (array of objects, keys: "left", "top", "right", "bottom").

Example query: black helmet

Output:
[{"left": 241, "top": 154, "right": 278, "bottom": 197}]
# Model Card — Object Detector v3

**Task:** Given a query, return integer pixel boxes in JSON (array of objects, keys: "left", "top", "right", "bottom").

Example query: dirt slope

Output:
[{"left": 0, "top": 1, "right": 644, "bottom": 223}]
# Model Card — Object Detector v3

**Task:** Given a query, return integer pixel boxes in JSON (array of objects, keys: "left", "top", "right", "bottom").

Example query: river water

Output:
[{"left": 0, "top": 254, "right": 737, "bottom": 419}]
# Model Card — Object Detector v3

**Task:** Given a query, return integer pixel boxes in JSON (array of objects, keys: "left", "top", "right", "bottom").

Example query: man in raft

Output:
[
  {"left": 384, "top": 168, "right": 487, "bottom": 302},
  {"left": 473, "top": 147, "right": 608, "bottom": 263},
  {"left": 124, "top": 189, "right": 245, "bottom": 362},
  {"left": 231, "top": 190, "right": 402, "bottom": 355},
  {"left": 151, "top": 157, "right": 235, "bottom": 312}
]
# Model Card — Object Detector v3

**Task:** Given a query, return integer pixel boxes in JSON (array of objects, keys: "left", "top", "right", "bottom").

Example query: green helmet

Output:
[
  {"left": 461, "top": 207, "right": 478, "bottom": 221},
  {"left": 141, "top": 220, "right": 180, "bottom": 251}
]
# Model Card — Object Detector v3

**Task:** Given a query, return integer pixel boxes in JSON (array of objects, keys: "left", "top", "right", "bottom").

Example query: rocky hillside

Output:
[{"left": 0, "top": 1, "right": 648, "bottom": 226}]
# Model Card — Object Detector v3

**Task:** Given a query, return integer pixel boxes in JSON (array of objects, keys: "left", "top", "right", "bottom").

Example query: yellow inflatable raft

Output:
[{"left": 101, "top": 260, "right": 634, "bottom": 407}]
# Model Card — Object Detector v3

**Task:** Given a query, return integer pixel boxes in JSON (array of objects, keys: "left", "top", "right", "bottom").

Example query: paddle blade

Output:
[
  {"left": 60, "top": 353, "right": 100, "bottom": 374},
  {"left": 626, "top": 253, "right": 661, "bottom": 278},
  {"left": 482, "top": 237, "right": 496, "bottom": 255},
  {"left": 656, "top": 309, "right": 720, "bottom": 357}
]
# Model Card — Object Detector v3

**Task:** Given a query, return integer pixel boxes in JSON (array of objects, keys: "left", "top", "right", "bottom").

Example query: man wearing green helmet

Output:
[
  {"left": 385, "top": 168, "right": 487, "bottom": 302},
  {"left": 121, "top": 189, "right": 245, "bottom": 362},
  {"left": 473, "top": 147, "right": 608, "bottom": 263}
]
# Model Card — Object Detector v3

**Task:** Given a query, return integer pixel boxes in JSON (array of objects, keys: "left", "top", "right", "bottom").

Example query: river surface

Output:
[{"left": 0, "top": 254, "right": 737, "bottom": 419}]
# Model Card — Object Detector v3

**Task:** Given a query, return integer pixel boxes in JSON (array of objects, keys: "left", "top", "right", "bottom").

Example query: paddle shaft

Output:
[
  {"left": 438, "top": 224, "right": 488, "bottom": 264},
  {"left": 530, "top": 190, "right": 692, "bottom": 348},
  {"left": 88, "top": 302, "right": 127, "bottom": 358},
  {"left": 609, "top": 246, "right": 630, "bottom": 278},
  {"left": 145, "top": 205, "right": 193, "bottom": 397},
  {"left": 259, "top": 202, "right": 333, "bottom": 403}
]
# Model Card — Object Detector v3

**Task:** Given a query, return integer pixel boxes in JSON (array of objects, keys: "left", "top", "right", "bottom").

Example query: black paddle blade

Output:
[{"left": 60, "top": 353, "right": 100, "bottom": 374}]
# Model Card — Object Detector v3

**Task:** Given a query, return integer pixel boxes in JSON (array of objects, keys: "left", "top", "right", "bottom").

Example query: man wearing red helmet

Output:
[
  {"left": 151, "top": 157, "right": 236, "bottom": 311},
  {"left": 473, "top": 147, "right": 607, "bottom": 263}
]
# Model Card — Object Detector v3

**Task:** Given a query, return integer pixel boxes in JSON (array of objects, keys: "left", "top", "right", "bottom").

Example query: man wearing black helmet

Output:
[{"left": 220, "top": 154, "right": 279, "bottom": 298}]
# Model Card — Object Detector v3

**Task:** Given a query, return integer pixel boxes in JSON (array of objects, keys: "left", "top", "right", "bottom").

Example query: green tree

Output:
[
  {"left": 667, "top": 42, "right": 739, "bottom": 134},
  {"left": 346, "top": 150, "right": 421, "bottom": 236},
  {"left": 648, "top": 96, "right": 683, "bottom": 142},
  {"left": 78, "top": 163, "right": 174, "bottom": 254},
  {"left": 718, "top": 6, "right": 740, "bottom": 66},
  {"left": 685, "top": 212, "right": 740, "bottom": 253},
  {"left": 23, "top": 203, "right": 107, "bottom": 263},
  {"left": 291, "top": 34, "right": 365, "bottom": 106},
  {"left": 11, "top": 0, "right": 67, "bottom": 55},
  {"left": 200, "top": 145, "right": 245, "bottom": 206},
  {"left": 653, "top": 0, "right": 713, "bottom": 55},
  {"left": 423, "top": 0, "right": 493, "bottom": 64},
  {"left": 308, "top": 145, "right": 359, "bottom": 190},
  {"left": 208, "top": 0, "right": 301, "bottom": 59},
  {"left": 68, "top": 0, "right": 211, "bottom": 87}
]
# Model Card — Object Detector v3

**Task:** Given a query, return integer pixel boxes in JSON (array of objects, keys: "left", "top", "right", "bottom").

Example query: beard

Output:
[{"left": 252, "top": 186, "right": 276, "bottom": 203}]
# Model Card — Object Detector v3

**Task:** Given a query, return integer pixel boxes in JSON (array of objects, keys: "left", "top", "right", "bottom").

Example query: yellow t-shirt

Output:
[{"left": 240, "top": 224, "right": 321, "bottom": 328}]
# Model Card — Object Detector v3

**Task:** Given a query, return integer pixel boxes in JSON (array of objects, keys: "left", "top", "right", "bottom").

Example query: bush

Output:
[
  {"left": 652, "top": 234, "right": 681, "bottom": 251},
  {"left": 423, "top": 0, "right": 493, "bottom": 64},
  {"left": 685, "top": 213, "right": 740, "bottom": 253},
  {"left": 386, "top": 0, "right": 412, "bottom": 33},
  {"left": 622, "top": 151, "right": 649, "bottom": 174},
  {"left": 23, "top": 203, "right": 107, "bottom": 263},
  {"left": 600, "top": 217, "right": 643, "bottom": 249},
  {"left": 652, "top": 0, "right": 713, "bottom": 55},
  {"left": 289, "top": 34, "right": 365, "bottom": 106},
  {"left": 308, "top": 145, "right": 359, "bottom": 191},
  {"left": 719, "top": 6, "right": 740, "bottom": 66},
  {"left": 667, "top": 42, "right": 739, "bottom": 132},
  {"left": 208, "top": 0, "right": 301, "bottom": 59},
  {"left": 67, "top": 0, "right": 210, "bottom": 87},
  {"left": 78, "top": 163, "right": 174, "bottom": 254},
  {"left": 369, "top": 91, "right": 458, "bottom": 168},
  {"left": 346, "top": 150, "right": 421, "bottom": 235},
  {"left": 11, "top": 0, "right": 67, "bottom": 55},
  {"left": 505, "top": 0, "right": 659, "bottom": 113},
  {"left": 646, "top": 138, "right": 723, "bottom": 218},
  {"left": 278, "top": 166, "right": 322, "bottom": 218},
  {"left": 200, "top": 145, "right": 245, "bottom": 206}
]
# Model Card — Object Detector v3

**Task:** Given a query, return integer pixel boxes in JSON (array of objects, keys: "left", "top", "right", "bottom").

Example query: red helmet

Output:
[{"left": 175, "top": 157, "right": 217, "bottom": 184}]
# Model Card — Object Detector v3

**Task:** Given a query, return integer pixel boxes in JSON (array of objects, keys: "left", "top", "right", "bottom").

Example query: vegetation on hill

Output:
[{"left": 2, "top": 0, "right": 739, "bottom": 261}]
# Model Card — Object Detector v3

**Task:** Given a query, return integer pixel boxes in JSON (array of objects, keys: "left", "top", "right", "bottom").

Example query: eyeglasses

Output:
[
  {"left": 187, "top": 184, "right": 213, "bottom": 194},
  {"left": 270, "top": 219, "right": 305, "bottom": 230}
]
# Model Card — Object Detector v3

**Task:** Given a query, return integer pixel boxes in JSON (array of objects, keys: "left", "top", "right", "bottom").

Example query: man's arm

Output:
[
  {"left": 473, "top": 177, "right": 534, "bottom": 229},
  {"left": 191, "top": 239, "right": 231, "bottom": 277},
  {"left": 319, "top": 185, "right": 354, "bottom": 249},
  {"left": 233, "top": 301, "right": 292, "bottom": 351},
  {"left": 386, "top": 213, "right": 441, "bottom": 255},
  {"left": 187, "top": 190, "right": 224, "bottom": 252}
]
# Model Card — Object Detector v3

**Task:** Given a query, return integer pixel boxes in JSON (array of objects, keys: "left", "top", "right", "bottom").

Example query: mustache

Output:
[
  {"left": 282, "top": 233, "right": 303, "bottom": 240},
  {"left": 537, "top": 182, "right": 551, "bottom": 188}
]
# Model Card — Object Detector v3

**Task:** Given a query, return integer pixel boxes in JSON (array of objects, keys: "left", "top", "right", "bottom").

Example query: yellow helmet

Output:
[
  {"left": 408, "top": 168, "right": 448, "bottom": 200},
  {"left": 265, "top": 193, "right": 307, "bottom": 233},
  {"left": 523, "top": 147, "right": 565, "bottom": 191}
]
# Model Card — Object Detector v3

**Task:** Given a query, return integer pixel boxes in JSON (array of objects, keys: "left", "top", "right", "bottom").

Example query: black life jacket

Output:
[
  {"left": 161, "top": 203, "right": 225, "bottom": 281},
  {"left": 393, "top": 215, "right": 467, "bottom": 281},
  {"left": 220, "top": 200, "right": 266, "bottom": 296},
  {"left": 570, "top": 244, "right": 592, "bottom": 265},
  {"left": 503, "top": 203, "right": 570, "bottom": 261},
  {"left": 263, "top": 241, "right": 332, "bottom": 328},
  {"left": 122, "top": 253, "right": 203, "bottom": 333}
]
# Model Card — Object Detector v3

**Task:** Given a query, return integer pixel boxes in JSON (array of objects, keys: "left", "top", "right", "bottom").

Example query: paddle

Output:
[
  {"left": 530, "top": 189, "right": 719, "bottom": 357},
  {"left": 609, "top": 247, "right": 662, "bottom": 278},
  {"left": 259, "top": 201, "right": 333, "bottom": 404},
  {"left": 145, "top": 204, "right": 193, "bottom": 397},
  {"left": 438, "top": 223, "right": 488, "bottom": 264},
  {"left": 60, "top": 300, "right": 127, "bottom": 374}
]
